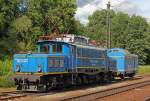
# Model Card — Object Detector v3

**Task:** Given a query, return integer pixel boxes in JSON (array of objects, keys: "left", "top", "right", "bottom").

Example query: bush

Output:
[
  {"left": 137, "top": 65, "right": 150, "bottom": 75},
  {"left": 0, "top": 57, "right": 15, "bottom": 87},
  {"left": 0, "top": 76, "right": 15, "bottom": 87}
]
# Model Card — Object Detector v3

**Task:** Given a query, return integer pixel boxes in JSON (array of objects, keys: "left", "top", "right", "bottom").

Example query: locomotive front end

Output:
[
  {"left": 13, "top": 53, "right": 49, "bottom": 91},
  {"left": 12, "top": 35, "right": 73, "bottom": 91}
]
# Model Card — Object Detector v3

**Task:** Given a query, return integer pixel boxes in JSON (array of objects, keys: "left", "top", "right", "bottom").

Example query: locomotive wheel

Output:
[
  {"left": 120, "top": 74, "right": 125, "bottom": 79},
  {"left": 63, "top": 77, "right": 72, "bottom": 88},
  {"left": 109, "top": 72, "right": 115, "bottom": 81},
  {"left": 17, "top": 84, "right": 22, "bottom": 90},
  {"left": 76, "top": 76, "right": 82, "bottom": 85},
  {"left": 82, "top": 75, "right": 89, "bottom": 84},
  {"left": 95, "top": 74, "right": 100, "bottom": 83},
  {"left": 104, "top": 73, "right": 111, "bottom": 83},
  {"left": 128, "top": 73, "right": 135, "bottom": 78},
  {"left": 99, "top": 73, "right": 105, "bottom": 83}
]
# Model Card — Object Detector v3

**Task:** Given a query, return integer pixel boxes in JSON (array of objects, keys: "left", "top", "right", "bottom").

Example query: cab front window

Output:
[{"left": 40, "top": 44, "right": 50, "bottom": 53}]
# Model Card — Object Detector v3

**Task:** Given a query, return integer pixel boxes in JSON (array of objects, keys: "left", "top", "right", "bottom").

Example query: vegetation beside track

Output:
[
  {"left": 0, "top": 58, "right": 15, "bottom": 87},
  {"left": 137, "top": 65, "right": 150, "bottom": 75}
]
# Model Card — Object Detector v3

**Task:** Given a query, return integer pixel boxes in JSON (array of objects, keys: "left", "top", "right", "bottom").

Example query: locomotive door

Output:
[
  {"left": 70, "top": 45, "right": 77, "bottom": 84},
  {"left": 27, "top": 54, "right": 35, "bottom": 72},
  {"left": 117, "top": 57, "right": 124, "bottom": 72},
  {"left": 70, "top": 46, "right": 76, "bottom": 71}
]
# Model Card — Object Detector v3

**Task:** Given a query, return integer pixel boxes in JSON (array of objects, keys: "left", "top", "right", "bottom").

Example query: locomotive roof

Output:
[
  {"left": 37, "top": 34, "right": 106, "bottom": 51},
  {"left": 108, "top": 48, "right": 138, "bottom": 57},
  {"left": 37, "top": 40, "right": 106, "bottom": 51},
  {"left": 72, "top": 43, "right": 106, "bottom": 51},
  {"left": 38, "top": 34, "right": 89, "bottom": 44}
]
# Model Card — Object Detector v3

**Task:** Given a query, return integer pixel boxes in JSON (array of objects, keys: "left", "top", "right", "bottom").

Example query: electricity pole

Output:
[{"left": 107, "top": 1, "right": 111, "bottom": 49}]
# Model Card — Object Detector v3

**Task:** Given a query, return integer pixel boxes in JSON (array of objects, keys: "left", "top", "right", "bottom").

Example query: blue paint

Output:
[
  {"left": 107, "top": 48, "right": 138, "bottom": 73},
  {"left": 13, "top": 41, "right": 138, "bottom": 75}
]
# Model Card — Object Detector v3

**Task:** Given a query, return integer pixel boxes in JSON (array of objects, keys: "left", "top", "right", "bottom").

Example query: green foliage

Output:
[
  {"left": 73, "top": 20, "right": 86, "bottom": 35},
  {"left": 87, "top": 10, "right": 150, "bottom": 64},
  {"left": 0, "top": 37, "right": 17, "bottom": 56},
  {"left": 40, "top": 0, "right": 77, "bottom": 34},
  {"left": 87, "top": 10, "right": 107, "bottom": 41},
  {"left": 112, "top": 14, "right": 149, "bottom": 64},
  {"left": 111, "top": 12, "right": 129, "bottom": 48},
  {"left": 0, "top": 0, "right": 77, "bottom": 56},
  {"left": 0, "top": 79, "right": 15, "bottom": 87},
  {"left": 0, "top": 58, "right": 15, "bottom": 87},
  {"left": 137, "top": 65, "right": 150, "bottom": 75},
  {"left": 12, "top": 16, "right": 32, "bottom": 34},
  {"left": 0, "top": 58, "right": 12, "bottom": 75},
  {"left": 87, "top": 10, "right": 115, "bottom": 47},
  {"left": 0, "top": 0, "right": 26, "bottom": 55}
]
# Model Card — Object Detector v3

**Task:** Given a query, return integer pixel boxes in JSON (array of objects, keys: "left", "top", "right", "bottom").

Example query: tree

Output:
[
  {"left": 40, "top": 0, "right": 77, "bottom": 34},
  {"left": 125, "top": 15, "right": 149, "bottom": 64},
  {"left": 10, "top": 16, "right": 34, "bottom": 51},
  {"left": 0, "top": 0, "right": 22, "bottom": 57},
  {"left": 111, "top": 12, "right": 130, "bottom": 48},
  {"left": 87, "top": 9, "right": 115, "bottom": 47},
  {"left": 0, "top": 0, "right": 78, "bottom": 57},
  {"left": 144, "top": 23, "right": 150, "bottom": 64},
  {"left": 87, "top": 10, "right": 150, "bottom": 64}
]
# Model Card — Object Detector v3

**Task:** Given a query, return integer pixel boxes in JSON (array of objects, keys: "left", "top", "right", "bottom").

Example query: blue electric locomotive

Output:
[{"left": 12, "top": 34, "right": 138, "bottom": 91}]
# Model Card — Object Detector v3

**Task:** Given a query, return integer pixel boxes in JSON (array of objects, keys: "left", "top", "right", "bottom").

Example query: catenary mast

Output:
[{"left": 107, "top": 1, "right": 111, "bottom": 49}]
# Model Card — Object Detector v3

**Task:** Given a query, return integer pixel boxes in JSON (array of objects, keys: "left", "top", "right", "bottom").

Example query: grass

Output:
[
  {"left": 137, "top": 65, "right": 150, "bottom": 75},
  {"left": 0, "top": 58, "right": 15, "bottom": 88}
]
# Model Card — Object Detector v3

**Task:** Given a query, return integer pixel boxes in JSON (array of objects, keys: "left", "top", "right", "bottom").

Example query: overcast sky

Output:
[{"left": 75, "top": 0, "right": 150, "bottom": 25}]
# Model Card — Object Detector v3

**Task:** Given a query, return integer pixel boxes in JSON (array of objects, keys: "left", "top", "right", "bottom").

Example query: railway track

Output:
[
  {"left": 0, "top": 75, "right": 149, "bottom": 101},
  {"left": 0, "top": 91, "right": 30, "bottom": 101},
  {"left": 60, "top": 78, "right": 150, "bottom": 101},
  {"left": 0, "top": 89, "right": 61, "bottom": 101}
]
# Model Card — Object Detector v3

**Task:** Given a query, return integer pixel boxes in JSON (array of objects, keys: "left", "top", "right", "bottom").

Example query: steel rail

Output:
[
  {"left": 0, "top": 91, "right": 28, "bottom": 101},
  {"left": 144, "top": 97, "right": 150, "bottom": 101},
  {"left": 0, "top": 90, "right": 59, "bottom": 100},
  {"left": 60, "top": 80, "right": 150, "bottom": 101}
]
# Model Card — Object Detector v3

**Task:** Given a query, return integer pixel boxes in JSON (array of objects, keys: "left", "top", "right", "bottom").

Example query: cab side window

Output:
[
  {"left": 35, "top": 45, "right": 40, "bottom": 53},
  {"left": 52, "top": 44, "right": 62, "bottom": 53}
]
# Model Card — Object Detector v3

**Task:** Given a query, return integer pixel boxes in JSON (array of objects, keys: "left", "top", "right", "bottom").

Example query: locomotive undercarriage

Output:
[
  {"left": 14, "top": 72, "right": 135, "bottom": 92},
  {"left": 14, "top": 72, "right": 117, "bottom": 92}
]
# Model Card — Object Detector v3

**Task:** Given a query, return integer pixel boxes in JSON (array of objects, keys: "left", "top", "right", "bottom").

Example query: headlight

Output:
[
  {"left": 38, "top": 64, "right": 42, "bottom": 72},
  {"left": 16, "top": 64, "right": 20, "bottom": 72}
]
